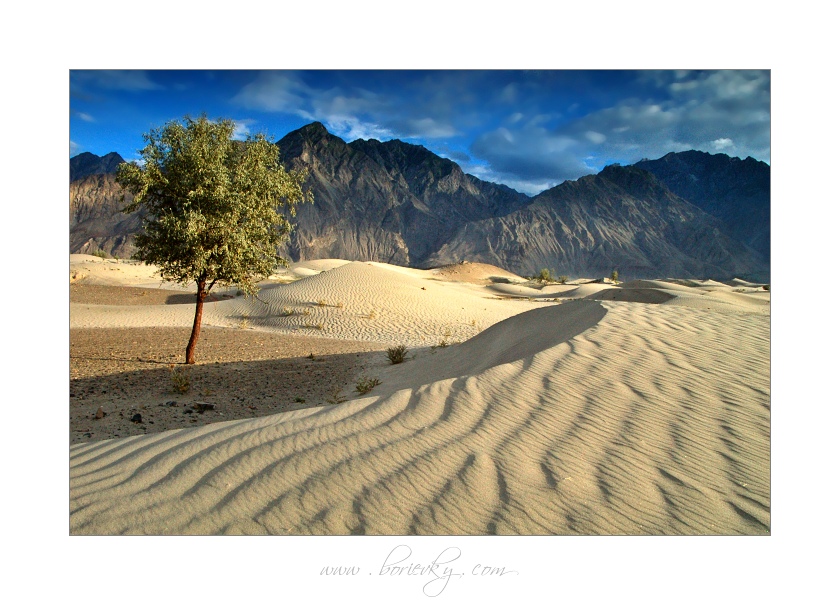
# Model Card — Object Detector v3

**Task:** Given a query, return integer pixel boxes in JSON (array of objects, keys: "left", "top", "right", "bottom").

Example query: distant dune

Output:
[{"left": 70, "top": 255, "right": 769, "bottom": 535}]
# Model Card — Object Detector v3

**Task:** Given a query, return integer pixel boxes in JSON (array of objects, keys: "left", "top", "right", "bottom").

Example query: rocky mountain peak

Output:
[
  {"left": 70, "top": 151, "right": 125, "bottom": 182},
  {"left": 275, "top": 122, "right": 348, "bottom": 163}
]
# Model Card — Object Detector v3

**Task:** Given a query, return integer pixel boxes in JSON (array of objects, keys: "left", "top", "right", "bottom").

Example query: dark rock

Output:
[
  {"left": 94, "top": 407, "right": 105, "bottom": 420},
  {"left": 192, "top": 402, "right": 215, "bottom": 413},
  {"left": 130, "top": 413, "right": 142, "bottom": 424}
]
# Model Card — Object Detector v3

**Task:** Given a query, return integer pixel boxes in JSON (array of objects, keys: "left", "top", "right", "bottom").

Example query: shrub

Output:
[
  {"left": 559, "top": 275, "right": 568, "bottom": 284},
  {"left": 170, "top": 364, "right": 190, "bottom": 394},
  {"left": 355, "top": 376, "right": 382, "bottom": 395},
  {"left": 387, "top": 345, "right": 408, "bottom": 364},
  {"left": 91, "top": 249, "right": 107, "bottom": 259},
  {"left": 611, "top": 269, "right": 619, "bottom": 283},
  {"left": 326, "top": 388, "right": 348, "bottom": 405},
  {"left": 317, "top": 299, "right": 327, "bottom": 307}
]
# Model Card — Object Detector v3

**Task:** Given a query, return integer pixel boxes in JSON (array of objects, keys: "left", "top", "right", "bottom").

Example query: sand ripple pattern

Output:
[{"left": 70, "top": 298, "right": 769, "bottom": 535}]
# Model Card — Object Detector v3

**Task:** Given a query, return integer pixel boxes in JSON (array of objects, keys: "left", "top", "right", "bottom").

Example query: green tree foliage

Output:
[
  {"left": 117, "top": 115, "right": 311, "bottom": 363},
  {"left": 611, "top": 269, "right": 619, "bottom": 283},
  {"left": 532, "top": 268, "right": 554, "bottom": 283}
]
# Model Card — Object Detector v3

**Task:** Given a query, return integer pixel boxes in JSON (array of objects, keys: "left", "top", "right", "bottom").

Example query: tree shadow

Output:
[{"left": 70, "top": 349, "right": 384, "bottom": 444}]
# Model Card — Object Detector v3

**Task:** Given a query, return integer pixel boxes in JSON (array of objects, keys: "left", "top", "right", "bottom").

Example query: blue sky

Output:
[{"left": 70, "top": 69, "right": 769, "bottom": 195}]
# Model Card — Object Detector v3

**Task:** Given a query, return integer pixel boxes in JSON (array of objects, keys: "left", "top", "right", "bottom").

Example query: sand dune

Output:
[{"left": 69, "top": 255, "right": 770, "bottom": 535}]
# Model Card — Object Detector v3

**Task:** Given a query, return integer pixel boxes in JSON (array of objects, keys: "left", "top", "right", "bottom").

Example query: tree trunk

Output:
[{"left": 185, "top": 277, "right": 207, "bottom": 364}]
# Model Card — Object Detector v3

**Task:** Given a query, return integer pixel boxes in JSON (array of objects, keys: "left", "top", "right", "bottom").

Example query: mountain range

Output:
[{"left": 69, "top": 122, "right": 770, "bottom": 281}]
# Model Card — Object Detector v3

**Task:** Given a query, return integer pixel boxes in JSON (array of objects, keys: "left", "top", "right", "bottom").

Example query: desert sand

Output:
[{"left": 69, "top": 254, "right": 769, "bottom": 535}]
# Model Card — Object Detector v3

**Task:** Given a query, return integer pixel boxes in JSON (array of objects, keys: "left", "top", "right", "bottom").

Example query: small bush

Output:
[
  {"left": 763, "top": 284, "right": 770, "bottom": 291},
  {"left": 294, "top": 396, "right": 306, "bottom": 403},
  {"left": 433, "top": 327, "right": 454, "bottom": 350},
  {"left": 91, "top": 249, "right": 107, "bottom": 259},
  {"left": 366, "top": 309, "right": 376, "bottom": 319},
  {"left": 559, "top": 275, "right": 568, "bottom": 284},
  {"left": 170, "top": 364, "right": 190, "bottom": 394},
  {"left": 355, "top": 376, "right": 382, "bottom": 395},
  {"left": 317, "top": 299, "right": 327, "bottom": 307},
  {"left": 326, "top": 388, "right": 347, "bottom": 405},
  {"left": 387, "top": 345, "right": 408, "bottom": 364},
  {"left": 281, "top": 307, "right": 294, "bottom": 317},
  {"left": 611, "top": 269, "right": 619, "bottom": 283}
]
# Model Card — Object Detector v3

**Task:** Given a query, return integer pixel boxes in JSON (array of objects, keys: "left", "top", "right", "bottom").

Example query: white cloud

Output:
[
  {"left": 713, "top": 137, "right": 734, "bottom": 150},
  {"left": 231, "top": 119, "right": 256, "bottom": 140},
  {"left": 70, "top": 140, "right": 80, "bottom": 156},
  {"left": 326, "top": 116, "right": 394, "bottom": 142},
  {"left": 402, "top": 117, "right": 457, "bottom": 139},
  {"left": 585, "top": 130, "right": 606, "bottom": 144},
  {"left": 77, "top": 112, "right": 94, "bottom": 122},
  {"left": 232, "top": 72, "right": 312, "bottom": 114}
]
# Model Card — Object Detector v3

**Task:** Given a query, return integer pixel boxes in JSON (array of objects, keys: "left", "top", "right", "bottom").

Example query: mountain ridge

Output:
[{"left": 68, "top": 125, "right": 770, "bottom": 280}]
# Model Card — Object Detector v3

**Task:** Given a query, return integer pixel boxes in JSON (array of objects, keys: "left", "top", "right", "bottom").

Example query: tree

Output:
[
  {"left": 611, "top": 269, "right": 619, "bottom": 283},
  {"left": 534, "top": 268, "right": 553, "bottom": 283},
  {"left": 117, "top": 115, "right": 312, "bottom": 364}
]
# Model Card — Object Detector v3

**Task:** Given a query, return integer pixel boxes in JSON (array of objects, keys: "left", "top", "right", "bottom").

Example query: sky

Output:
[{"left": 70, "top": 69, "right": 769, "bottom": 196}]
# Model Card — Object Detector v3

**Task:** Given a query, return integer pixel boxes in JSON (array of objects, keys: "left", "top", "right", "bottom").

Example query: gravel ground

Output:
[{"left": 70, "top": 316, "right": 386, "bottom": 444}]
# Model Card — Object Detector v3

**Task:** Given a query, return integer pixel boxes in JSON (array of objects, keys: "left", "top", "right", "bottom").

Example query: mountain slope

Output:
[
  {"left": 427, "top": 165, "right": 767, "bottom": 280},
  {"left": 275, "top": 122, "right": 529, "bottom": 264},
  {"left": 635, "top": 151, "right": 770, "bottom": 260}
]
